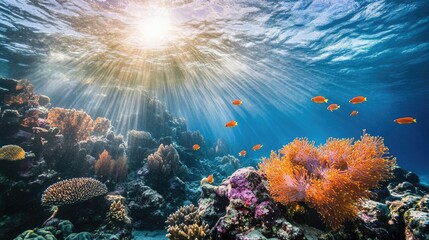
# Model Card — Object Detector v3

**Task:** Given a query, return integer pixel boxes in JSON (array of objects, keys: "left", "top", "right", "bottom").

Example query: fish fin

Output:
[
  {"left": 364, "top": 97, "right": 367, "bottom": 101},
  {"left": 414, "top": 119, "right": 417, "bottom": 122},
  {"left": 325, "top": 99, "right": 328, "bottom": 103}
]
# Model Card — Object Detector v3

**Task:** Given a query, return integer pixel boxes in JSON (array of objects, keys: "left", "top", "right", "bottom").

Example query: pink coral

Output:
[{"left": 258, "top": 131, "right": 396, "bottom": 229}]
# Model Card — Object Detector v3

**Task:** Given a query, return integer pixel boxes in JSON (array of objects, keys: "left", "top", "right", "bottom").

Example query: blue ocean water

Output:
[{"left": 1, "top": 0, "right": 428, "bottom": 179}]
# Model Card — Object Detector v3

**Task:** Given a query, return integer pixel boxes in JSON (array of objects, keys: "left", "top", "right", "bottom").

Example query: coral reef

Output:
[
  {"left": 125, "top": 180, "right": 167, "bottom": 229},
  {"left": 165, "top": 204, "right": 209, "bottom": 240},
  {"left": 147, "top": 144, "right": 184, "bottom": 185},
  {"left": 198, "top": 167, "right": 305, "bottom": 239},
  {"left": 258, "top": 132, "right": 396, "bottom": 229},
  {"left": 41, "top": 178, "right": 108, "bottom": 206},
  {"left": 127, "top": 130, "right": 158, "bottom": 170},
  {"left": 47, "top": 108, "right": 94, "bottom": 143},
  {"left": 0, "top": 144, "right": 25, "bottom": 161},
  {"left": 92, "top": 117, "right": 111, "bottom": 137},
  {"left": 4, "top": 79, "right": 38, "bottom": 107},
  {"left": 177, "top": 131, "right": 204, "bottom": 150},
  {"left": 1, "top": 77, "right": 427, "bottom": 240}
]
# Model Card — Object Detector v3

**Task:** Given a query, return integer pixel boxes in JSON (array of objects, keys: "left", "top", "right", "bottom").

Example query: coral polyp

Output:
[{"left": 259, "top": 132, "right": 396, "bottom": 229}]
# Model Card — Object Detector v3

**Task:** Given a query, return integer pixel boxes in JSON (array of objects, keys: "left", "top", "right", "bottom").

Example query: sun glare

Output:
[{"left": 133, "top": 11, "right": 173, "bottom": 49}]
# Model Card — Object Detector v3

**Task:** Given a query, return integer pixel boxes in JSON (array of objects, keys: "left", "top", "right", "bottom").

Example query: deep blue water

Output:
[{"left": 1, "top": 0, "right": 428, "bottom": 179}]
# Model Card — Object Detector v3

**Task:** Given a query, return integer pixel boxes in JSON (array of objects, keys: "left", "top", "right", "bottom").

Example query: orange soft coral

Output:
[{"left": 258, "top": 131, "right": 396, "bottom": 229}]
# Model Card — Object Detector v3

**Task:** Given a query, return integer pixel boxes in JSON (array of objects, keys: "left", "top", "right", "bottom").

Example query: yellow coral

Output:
[
  {"left": 0, "top": 145, "right": 25, "bottom": 161},
  {"left": 109, "top": 199, "right": 131, "bottom": 223},
  {"left": 259, "top": 132, "right": 396, "bottom": 229},
  {"left": 165, "top": 204, "right": 209, "bottom": 240}
]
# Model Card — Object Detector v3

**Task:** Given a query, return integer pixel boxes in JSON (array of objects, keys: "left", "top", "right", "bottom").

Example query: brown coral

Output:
[
  {"left": 4, "top": 79, "right": 38, "bottom": 107},
  {"left": 165, "top": 204, "right": 209, "bottom": 240},
  {"left": 111, "top": 155, "right": 128, "bottom": 182},
  {"left": 95, "top": 150, "right": 128, "bottom": 182},
  {"left": 147, "top": 144, "right": 180, "bottom": 183},
  {"left": 41, "top": 177, "right": 108, "bottom": 206},
  {"left": 0, "top": 145, "right": 25, "bottom": 161},
  {"left": 93, "top": 117, "right": 111, "bottom": 137},
  {"left": 95, "top": 150, "right": 113, "bottom": 180},
  {"left": 47, "top": 107, "right": 94, "bottom": 142},
  {"left": 258, "top": 132, "right": 396, "bottom": 229}
]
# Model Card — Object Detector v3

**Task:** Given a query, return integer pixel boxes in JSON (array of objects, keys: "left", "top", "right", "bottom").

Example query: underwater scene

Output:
[{"left": 1, "top": 0, "right": 429, "bottom": 239}]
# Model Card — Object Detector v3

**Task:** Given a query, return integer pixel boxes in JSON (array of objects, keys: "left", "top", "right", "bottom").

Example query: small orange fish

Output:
[
  {"left": 311, "top": 96, "right": 328, "bottom": 103},
  {"left": 225, "top": 120, "right": 238, "bottom": 128},
  {"left": 349, "top": 96, "right": 367, "bottom": 104},
  {"left": 252, "top": 144, "right": 263, "bottom": 151},
  {"left": 231, "top": 99, "right": 243, "bottom": 105},
  {"left": 239, "top": 150, "right": 247, "bottom": 157},
  {"left": 207, "top": 174, "right": 214, "bottom": 184},
  {"left": 192, "top": 144, "right": 200, "bottom": 151},
  {"left": 394, "top": 117, "right": 416, "bottom": 124},
  {"left": 350, "top": 110, "right": 358, "bottom": 116},
  {"left": 327, "top": 104, "right": 340, "bottom": 112}
]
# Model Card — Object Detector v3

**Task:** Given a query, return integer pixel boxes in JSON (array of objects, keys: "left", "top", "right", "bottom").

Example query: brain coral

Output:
[
  {"left": 41, "top": 177, "right": 108, "bottom": 206},
  {"left": 0, "top": 145, "right": 25, "bottom": 161},
  {"left": 258, "top": 132, "right": 396, "bottom": 229}
]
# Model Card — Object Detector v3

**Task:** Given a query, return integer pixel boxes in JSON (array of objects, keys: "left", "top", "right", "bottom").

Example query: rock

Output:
[
  {"left": 206, "top": 167, "right": 300, "bottom": 239},
  {"left": 356, "top": 200, "right": 393, "bottom": 239},
  {"left": 416, "top": 194, "right": 429, "bottom": 212},
  {"left": 403, "top": 210, "right": 429, "bottom": 240},
  {"left": 388, "top": 182, "right": 418, "bottom": 198},
  {"left": 127, "top": 130, "right": 158, "bottom": 171},
  {"left": 388, "top": 195, "right": 421, "bottom": 226},
  {"left": 125, "top": 180, "right": 166, "bottom": 229},
  {"left": 236, "top": 229, "right": 267, "bottom": 240}
]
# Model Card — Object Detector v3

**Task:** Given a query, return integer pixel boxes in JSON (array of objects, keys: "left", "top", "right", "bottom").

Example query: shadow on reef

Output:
[{"left": 1, "top": 77, "right": 429, "bottom": 240}]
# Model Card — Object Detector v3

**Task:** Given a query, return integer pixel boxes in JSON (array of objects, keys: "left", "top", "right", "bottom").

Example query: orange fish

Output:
[
  {"left": 231, "top": 99, "right": 243, "bottom": 106},
  {"left": 394, "top": 117, "right": 416, "bottom": 124},
  {"left": 192, "top": 144, "right": 200, "bottom": 151},
  {"left": 350, "top": 110, "right": 358, "bottom": 116},
  {"left": 311, "top": 96, "right": 328, "bottom": 103},
  {"left": 327, "top": 104, "right": 340, "bottom": 112},
  {"left": 239, "top": 150, "right": 247, "bottom": 157},
  {"left": 225, "top": 120, "right": 238, "bottom": 128},
  {"left": 207, "top": 174, "right": 214, "bottom": 184},
  {"left": 252, "top": 144, "right": 263, "bottom": 151},
  {"left": 349, "top": 96, "right": 367, "bottom": 104}
]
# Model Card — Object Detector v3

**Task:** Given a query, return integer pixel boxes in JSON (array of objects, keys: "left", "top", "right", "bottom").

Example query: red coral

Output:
[
  {"left": 258, "top": 131, "right": 396, "bottom": 229},
  {"left": 47, "top": 108, "right": 94, "bottom": 142}
]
